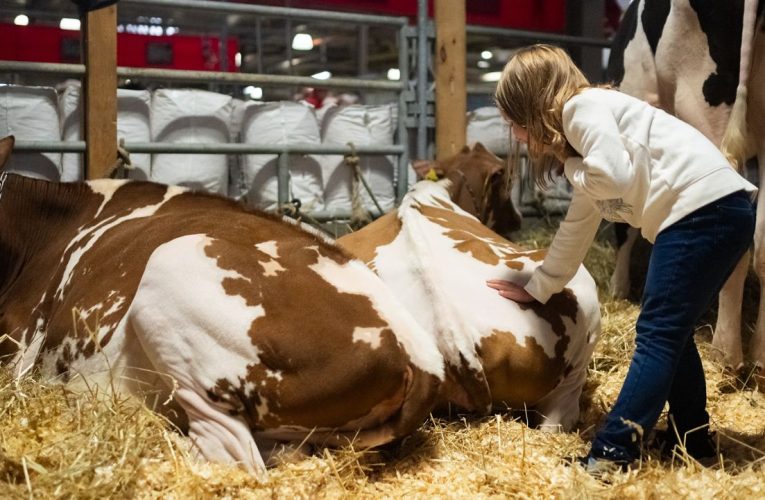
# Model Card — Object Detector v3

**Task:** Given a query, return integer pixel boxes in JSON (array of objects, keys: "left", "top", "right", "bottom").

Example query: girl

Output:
[{"left": 487, "top": 44, "right": 756, "bottom": 472}]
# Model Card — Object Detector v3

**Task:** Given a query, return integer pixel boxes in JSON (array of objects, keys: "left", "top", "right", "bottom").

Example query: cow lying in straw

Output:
[
  {"left": 0, "top": 136, "right": 445, "bottom": 477},
  {"left": 338, "top": 144, "right": 601, "bottom": 430}
]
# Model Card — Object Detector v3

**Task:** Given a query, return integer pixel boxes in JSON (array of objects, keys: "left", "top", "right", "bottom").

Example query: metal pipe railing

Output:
[
  {"left": 121, "top": 0, "right": 408, "bottom": 27},
  {"left": 0, "top": 61, "right": 404, "bottom": 92},
  {"left": 12, "top": 141, "right": 405, "bottom": 155},
  {"left": 466, "top": 25, "right": 612, "bottom": 48}
]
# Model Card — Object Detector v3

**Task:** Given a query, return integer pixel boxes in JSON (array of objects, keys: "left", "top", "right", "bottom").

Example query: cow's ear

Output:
[
  {"left": 472, "top": 141, "right": 487, "bottom": 152},
  {"left": 412, "top": 159, "right": 444, "bottom": 180},
  {"left": 0, "top": 136, "right": 14, "bottom": 170},
  {"left": 460, "top": 144, "right": 470, "bottom": 153}
]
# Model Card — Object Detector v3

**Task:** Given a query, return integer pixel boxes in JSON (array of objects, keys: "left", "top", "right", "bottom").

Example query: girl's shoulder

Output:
[{"left": 564, "top": 87, "right": 630, "bottom": 113}]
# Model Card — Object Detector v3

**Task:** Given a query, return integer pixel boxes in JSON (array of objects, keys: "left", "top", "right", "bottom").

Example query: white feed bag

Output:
[
  {"left": 59, "top": 85, "right": 152, "bottom": 181},
  {"left": 320, "top": 104, "right": 396, "bottom": 215},
  {"left": 239, "top": 101, "right": 323, "bottom": 211},
  {"left": 151, "top": 89, "right": 232, "bottom": 194},
  {"left": 466, "top": 106, "right": 512, "bottom": 155},
  {"left": 0, "top": 85, "right": 61, "bottom": 180}
]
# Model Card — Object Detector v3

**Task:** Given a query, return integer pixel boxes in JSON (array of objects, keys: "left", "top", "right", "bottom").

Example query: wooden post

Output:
[
  {"left": 82, "top": 4, "right": 117, "bottom": 179},
  {"left": 434, "top": 0, "right": 466, "bottom": 160}
]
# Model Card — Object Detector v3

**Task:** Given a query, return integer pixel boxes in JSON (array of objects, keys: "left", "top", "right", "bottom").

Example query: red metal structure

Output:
[{"left": 0, "top": 24, "right": 239, "bottom": 71}]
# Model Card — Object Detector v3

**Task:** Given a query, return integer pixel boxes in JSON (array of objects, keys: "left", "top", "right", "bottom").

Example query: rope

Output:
[
  {"left": 344, "top": 142, "right": 383, "bottom": 228},
  {"left": 109, "top": 138, "right": 135, "bottom": 179},
  {"left": 0, "top": 171, "right": 7, "bottom": 204},
  {"left": 280, "top": 198, "right": 335, "bottom": 237}
]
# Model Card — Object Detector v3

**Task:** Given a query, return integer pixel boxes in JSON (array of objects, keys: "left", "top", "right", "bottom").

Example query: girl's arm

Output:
[
  {"left": 524, "top": 191, "right": 601, "bottom": 303},
  {"left": 563, "top": 92, "right": 634, "bottom": 200}
]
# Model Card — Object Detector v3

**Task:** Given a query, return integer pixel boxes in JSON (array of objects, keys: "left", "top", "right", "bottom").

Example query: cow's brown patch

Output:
[
  {"left": 413, "top": 203, "right": 540, "bottom": 270},
  {"left": 337, "top": 212, "right": 401, "bottom": 268},
  {"left": 478, "top": 329, "right": 568, "bottom": 406}
]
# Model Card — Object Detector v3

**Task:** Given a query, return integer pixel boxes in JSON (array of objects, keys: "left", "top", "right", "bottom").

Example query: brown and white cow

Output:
[
  {"left": 607, "top": 0, "right": 765, "bottom": 381},
  {"left": 338, "top": 144, "right": 601, "bottom": 430},
  {"left": 0, "top": 136, "right": 445, "bottom": 477}
]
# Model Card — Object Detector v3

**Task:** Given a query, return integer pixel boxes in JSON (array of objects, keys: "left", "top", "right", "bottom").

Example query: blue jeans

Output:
[{"left": 591, "top": 190, "right": 755, "bottom": 462}]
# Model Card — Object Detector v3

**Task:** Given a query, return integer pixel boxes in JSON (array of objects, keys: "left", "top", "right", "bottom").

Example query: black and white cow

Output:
[{"left": 607, "top": 0, "right": 765, "bottom": 382}]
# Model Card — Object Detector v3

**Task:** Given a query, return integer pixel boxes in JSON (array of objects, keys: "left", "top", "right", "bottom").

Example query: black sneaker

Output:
[{"left": 652, "top": 428, "right": 718, "bottom": 462}]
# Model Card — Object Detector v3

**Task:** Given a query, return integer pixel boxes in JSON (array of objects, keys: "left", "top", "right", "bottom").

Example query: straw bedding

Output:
[{"left": 1, "top": 219, "right": 763, "bottom": 498}]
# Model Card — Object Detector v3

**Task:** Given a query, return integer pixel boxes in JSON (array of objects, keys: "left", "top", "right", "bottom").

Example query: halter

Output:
[{"left": 0, "top": 171, "right": 7, "bottom": 204}]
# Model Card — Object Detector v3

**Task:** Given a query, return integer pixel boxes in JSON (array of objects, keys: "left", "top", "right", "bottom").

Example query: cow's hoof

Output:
[{"left": 717, "top": 365, "right": 747, "bottom": 393}]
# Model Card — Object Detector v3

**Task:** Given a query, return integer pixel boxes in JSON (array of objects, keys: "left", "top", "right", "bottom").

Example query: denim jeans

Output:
[{"left": 590, "top": 190, "right": 755, "bottom": 462}]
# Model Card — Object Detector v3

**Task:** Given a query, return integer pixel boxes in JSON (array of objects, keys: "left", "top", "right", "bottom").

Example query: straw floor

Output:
[{"left": 1, "top": 219, "right": 763, "bottom": 498}]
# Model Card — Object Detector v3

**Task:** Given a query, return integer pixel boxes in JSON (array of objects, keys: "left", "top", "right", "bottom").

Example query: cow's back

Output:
[{"left": 339, "top": 181, "right": 601, "bottom": 429}]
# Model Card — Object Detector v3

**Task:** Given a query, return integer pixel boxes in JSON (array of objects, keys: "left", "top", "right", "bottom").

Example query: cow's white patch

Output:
[
  {"left": 254, "top": 241, "right": 279, "bottom": 259},
  {"left": 130, "top": 234, "right": 269, "bottom": 403},
  {"left": 383, "top": 182, "right": 584, "bottom": 359},
  {"left": 87, "top": 179, "right": 130, "bottom": 217},
  {"left": 56, "top": 186, "right": 186, "bottom": 300},
  {"left": 309, "top": 256, "right": 444, "bottom": 379},
  {"left": 11, "top": 320, "right": 45, "bottom": 380},
  {"left": 260, "top": 259, "right": 285, "bottom": 277},
  {"left": 352, "top": 327, "right": 385, "bottom": 349}
]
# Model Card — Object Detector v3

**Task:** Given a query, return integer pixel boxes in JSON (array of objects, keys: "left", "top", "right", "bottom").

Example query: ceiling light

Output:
[
  {"left": 292, "top": 33, "right": 313, "bottom": 51},
  {"left": 477, "top": 60, "right": 490, "bottom": 69},
  {"left": 481, "top": 50, "right": 493, "bottom": 60},
  {"left": 480, "top": 71, "right": 502, "bottom": 82},
  {"left": 243, "top": 86, "right": 263, "bottom": 100},
  {"left": 60, "top": 17, "right": 81, "bottom": 31},
  {"left": 311, "top": 70, "right": 331, "bottom": 80},
  {"left": 14, "top": 15, "right": 29, "bottom": 26},
  {"left": 387, "top": 68, "right": 400, "bottom": 80}
]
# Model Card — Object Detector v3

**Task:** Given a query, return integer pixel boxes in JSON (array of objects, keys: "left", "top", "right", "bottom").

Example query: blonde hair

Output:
[{"left": 495, "top": 44, "right": 590, "bottom": 187}]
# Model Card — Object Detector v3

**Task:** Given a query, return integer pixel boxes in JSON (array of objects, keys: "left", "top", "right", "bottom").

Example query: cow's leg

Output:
[
  {"left": 712, "top": 251, "right": 749, "bottom": 372},
  {"left": 610, "top": 224, "right": 639, "bottom": 299},
  {"left": 533, "top": 360, "right": 589, "bottom": 433},
  {"left": 179, "top": 386, "right": 267, "bottom": 476},
  {"left": 127, "top": 235, "right": 270, "bottom": 476},
  {"left": 750, "top": 147, "right": 765, "bottom": 389},
  {"left": 533, "top": 322, "right": 598, "bottom": 433}
]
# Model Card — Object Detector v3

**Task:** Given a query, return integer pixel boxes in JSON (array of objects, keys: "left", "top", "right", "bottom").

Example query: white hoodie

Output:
[{"left": 525, "top": 87, "right": 757, "bottom": 304}]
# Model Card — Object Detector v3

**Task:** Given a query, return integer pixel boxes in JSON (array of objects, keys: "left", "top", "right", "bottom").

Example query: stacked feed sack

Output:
[
  {"left": 466, "top": 105, "right": 571, "bottom": 212},
  {"left": 151, "top": 89, "right": 232, "bottom": 194},
  {"left": 59, "top": 84, "right": 152, "bottom": 181},
  {"left": 466, "top": 106, "right": 513, "bottom": 156},
  {"left": 0, "top": 85, "right": 61, "bottom": 180},
  {"left": 320, "top": 104, "right": 397, "bottom": 216},
  {"left": 238, "top": 101, "right": 323, "bottom": 212}
]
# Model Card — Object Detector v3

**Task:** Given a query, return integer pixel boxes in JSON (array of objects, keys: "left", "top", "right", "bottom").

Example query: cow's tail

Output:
[{"left": 721, "top": 0, "right": 762, "bottom": 171}]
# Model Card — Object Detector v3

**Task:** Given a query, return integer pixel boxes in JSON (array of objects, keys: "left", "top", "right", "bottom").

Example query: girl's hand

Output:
[{"left": 486, "top": 279, "right": 535, "bottom": 304}]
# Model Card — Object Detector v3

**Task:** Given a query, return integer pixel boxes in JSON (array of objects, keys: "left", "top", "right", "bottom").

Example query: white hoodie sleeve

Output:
[
  {"left": 524, "top": 189, "right": 601, "bottom": 304},
  {"left": 562, "top": 92, "right": 635, "bottom": 200}
]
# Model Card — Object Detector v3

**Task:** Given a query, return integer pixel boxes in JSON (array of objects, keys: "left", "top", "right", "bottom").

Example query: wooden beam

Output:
[
  {"left": 82, "top": 4, "right": 117, "bottom": 179},
  {"left": 434, "top": 0, "right": 466, "bottom": 160}
]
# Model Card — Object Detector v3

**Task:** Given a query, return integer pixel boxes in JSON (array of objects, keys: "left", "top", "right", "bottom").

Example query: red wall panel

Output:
[
  {"left": 0, "top": 24, "right": 239, "bottom": 71},
  {"left": 245, "top": 0, "right": 567, "bottom": 32}
]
